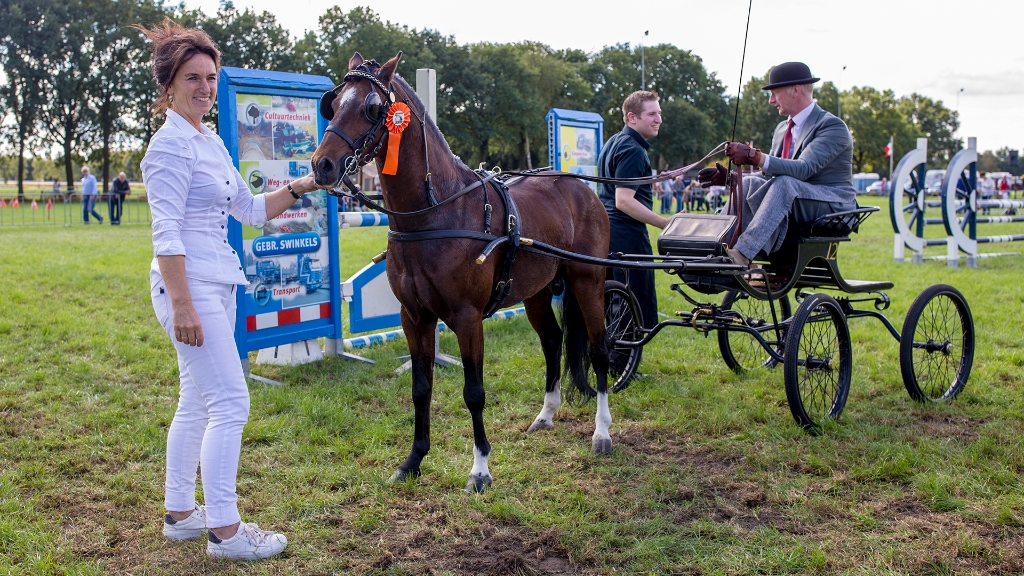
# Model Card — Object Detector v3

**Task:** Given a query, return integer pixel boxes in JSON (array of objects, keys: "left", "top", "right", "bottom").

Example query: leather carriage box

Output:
[{"left": 657, "top": 213, "right": 737, "bottom": 258}]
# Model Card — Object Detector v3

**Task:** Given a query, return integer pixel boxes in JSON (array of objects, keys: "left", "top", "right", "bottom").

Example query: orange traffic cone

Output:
[
  {"left": 0, "top": 198, "right": 6, "bottom": 208},
  {"left": 46, "top": 198, "right": 53, "bottom": 210},
  {"left": 31, "top": 199, "right": 38, "bottom": 209},
  {"left": 10, "top": 199, "right": 18, "bottom": 208}
]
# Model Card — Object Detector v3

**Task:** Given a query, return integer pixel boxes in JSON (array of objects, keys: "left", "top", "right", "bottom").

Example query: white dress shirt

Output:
[
  {"left": 142, "top": 110, "right": 269, "bottom": 287},
  {"left": 762, "top": 101, "right": 816, "bottom": 171}
]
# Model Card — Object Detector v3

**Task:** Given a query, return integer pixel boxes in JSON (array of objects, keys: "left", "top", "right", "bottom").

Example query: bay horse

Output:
[{"left": 311, "top": 52, "right": 614, "bottom": 492}]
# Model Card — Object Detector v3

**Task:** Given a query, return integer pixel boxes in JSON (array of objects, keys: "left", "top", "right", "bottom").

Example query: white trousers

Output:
[{"left": 151, "top": 277, "right": 248, "bottom": 528}]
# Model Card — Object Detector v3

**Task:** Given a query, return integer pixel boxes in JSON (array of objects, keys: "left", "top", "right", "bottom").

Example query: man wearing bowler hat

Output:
[{"left": 698, "top": 62, "right": 858, "bottom": 265}]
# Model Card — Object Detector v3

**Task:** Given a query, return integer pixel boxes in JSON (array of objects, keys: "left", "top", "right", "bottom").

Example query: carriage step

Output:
[{"left": 842, "top": 279, "right": 895, "bottom": 292}]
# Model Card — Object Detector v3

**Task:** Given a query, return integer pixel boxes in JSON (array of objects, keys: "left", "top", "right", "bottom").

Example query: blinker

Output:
[
  {"left": 318, "top": 87, "right": 387, "bottom": 123},
  {"left": 319, "top": 89, "right": 337, "bottom": 121}
]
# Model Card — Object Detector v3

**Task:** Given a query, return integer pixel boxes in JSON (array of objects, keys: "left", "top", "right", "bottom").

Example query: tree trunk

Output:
[
  {"left": 64, "top": 137, "right": 75, "bottom": 193},
  {"left": 17, "top": 135, "right": 26, "bottom": 201},
  {"left": 101, "top": 96, "right": 112, "bottom": 193},
  {"left": 478, "top": 138, "right": 489, "bottom": 168}
]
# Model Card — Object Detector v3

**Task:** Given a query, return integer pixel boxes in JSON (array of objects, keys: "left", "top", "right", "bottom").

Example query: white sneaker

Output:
[
  {"left": 207, "top": 522, "right": 287, "bottom": 560},
  {"left": 162, "top": 506, "right": 207, "bottom": 540}
]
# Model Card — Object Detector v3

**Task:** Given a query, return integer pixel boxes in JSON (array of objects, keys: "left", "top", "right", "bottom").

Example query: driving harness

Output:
[{"left": 320, "top": 62, "right": 729, "bottom": 317}]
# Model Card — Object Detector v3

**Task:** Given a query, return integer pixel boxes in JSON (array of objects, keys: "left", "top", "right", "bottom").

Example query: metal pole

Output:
[
  {"left": 955, "top": 88, "right": 964, "bottom": 148},
  {"left": 890, "top": 135, "right": 895, "bottom": 181},
  {"left": 838, "top": 65, "right": 846, "bottom": 120},
  {"left": 641, "top": 30, "right": 648, "bottom": 90}
]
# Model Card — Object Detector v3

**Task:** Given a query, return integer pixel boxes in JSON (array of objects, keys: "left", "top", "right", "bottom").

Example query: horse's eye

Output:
[{"left": 363, "top": 92, "right": 382, "bottom": 121}]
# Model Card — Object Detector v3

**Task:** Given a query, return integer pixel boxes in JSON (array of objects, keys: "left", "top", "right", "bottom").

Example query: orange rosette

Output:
[{"left": 382, "top": 102, "right": 412, "bottom": 175}]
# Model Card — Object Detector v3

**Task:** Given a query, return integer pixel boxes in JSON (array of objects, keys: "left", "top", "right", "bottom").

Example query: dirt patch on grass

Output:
[
  {"left": 327, "top": 504, "right": 575, "bottom": 576},
  {"left": 917, "top": 412, "right": 984, "bottom": 442}
]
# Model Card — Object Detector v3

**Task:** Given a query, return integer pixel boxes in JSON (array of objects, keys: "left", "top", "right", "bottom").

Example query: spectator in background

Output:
[
  {"left": 979, "top": 172, "right": 994, "bottom": 215},
  {"left": 110, "top": 172, "right": 130, "bottom": 225},
  {"left": 658, "top": 175, "right": 672, "bottom": 214},
  {"left": 52, "top": 178, "right": 61, "bottom": 199},
  {"left": 999, "top": 176, "right": 1009, "bottom": 200},
  {"left": 682, "top": 180, "right": 693, "bottom": 212},
  {"left": 81, "top": 167, "right": 102, "bottom": 224},
  {"left": 672, "top": 176, "right": 686, "bottom": 212}
]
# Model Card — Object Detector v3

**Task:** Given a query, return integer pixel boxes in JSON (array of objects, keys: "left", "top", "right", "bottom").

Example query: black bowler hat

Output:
[{"left": 762, "top": 62, "right": 820, "bottom": 90}]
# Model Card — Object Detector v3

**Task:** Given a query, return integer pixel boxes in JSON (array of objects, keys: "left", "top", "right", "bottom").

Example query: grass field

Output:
[{"left": 1, "top": 197, "right": 1023, "bottom": 575}]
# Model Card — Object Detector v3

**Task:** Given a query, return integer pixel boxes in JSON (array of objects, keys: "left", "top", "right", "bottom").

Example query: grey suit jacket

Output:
[{"left": 763, "top": 103, "right": 855, "bottom": 190}]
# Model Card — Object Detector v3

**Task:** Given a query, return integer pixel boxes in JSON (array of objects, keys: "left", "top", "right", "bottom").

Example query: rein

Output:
[{"left": 330, "top": 142, "right": 729, "bottom": 219}]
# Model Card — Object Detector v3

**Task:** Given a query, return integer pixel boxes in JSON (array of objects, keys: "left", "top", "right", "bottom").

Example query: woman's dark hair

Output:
[{"left": 133, "top": 18, "right": 221, "bottom": 114}]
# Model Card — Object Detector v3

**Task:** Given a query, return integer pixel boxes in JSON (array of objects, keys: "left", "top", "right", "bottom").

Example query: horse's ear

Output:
[
  {"left": 348, "top": 52, "right": 364, "bottom": 71},
  {"left": 379, "top": 51, "right": 403, "bottom": 84}
]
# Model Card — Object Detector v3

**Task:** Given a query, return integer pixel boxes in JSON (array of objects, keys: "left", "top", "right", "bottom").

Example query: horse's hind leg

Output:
[
  {"left": 524, "top": 291, "right": 563, "bottom": 433},
  {"left": 391, "top": 307, "right": 438, "bottom": 483},
  {"left": 566, "top": 264, "right": 613, "bottom": 454},
  {"left": 449, "top": 314, "right": 492, "bottom": 493}
]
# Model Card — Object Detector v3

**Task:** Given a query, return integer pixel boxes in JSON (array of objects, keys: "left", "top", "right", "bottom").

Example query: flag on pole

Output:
[{"left": 884, "top": 136, "right": 893, "bottom": 157}]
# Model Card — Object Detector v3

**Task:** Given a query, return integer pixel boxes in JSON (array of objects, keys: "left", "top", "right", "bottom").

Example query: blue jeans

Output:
[{"left": 83, "top": 195, "right": 102, "bottom": 223}]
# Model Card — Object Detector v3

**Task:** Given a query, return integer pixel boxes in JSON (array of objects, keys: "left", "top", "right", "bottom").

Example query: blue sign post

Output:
[
  {"left": 546, "top": 109, "right": 604, "bottom": 192},
  {"left": 216, "top": 67, "right": 344, "bottom": 372}
]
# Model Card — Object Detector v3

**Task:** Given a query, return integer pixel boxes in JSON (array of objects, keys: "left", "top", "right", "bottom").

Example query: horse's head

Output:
[{"left": 312, "top": 51, "right": 403, "bottom": 187}]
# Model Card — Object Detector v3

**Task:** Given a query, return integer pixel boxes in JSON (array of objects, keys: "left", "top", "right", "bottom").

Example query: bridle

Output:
[
  {"left": 319, "top": 62, "right": 440, "bottom": 208},
  {"left": 319, "top": 64, "right": 396, "bottom": 189}
]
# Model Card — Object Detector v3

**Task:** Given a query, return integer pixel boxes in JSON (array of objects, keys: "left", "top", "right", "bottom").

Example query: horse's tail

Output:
[{"left": 561, "top": 282, "right": 597, "bottom": 404}]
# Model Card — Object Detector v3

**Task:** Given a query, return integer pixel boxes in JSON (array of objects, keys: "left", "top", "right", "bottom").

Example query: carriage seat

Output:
[{"left": 786, "top": 203, "right": 878, "bottom": 241}]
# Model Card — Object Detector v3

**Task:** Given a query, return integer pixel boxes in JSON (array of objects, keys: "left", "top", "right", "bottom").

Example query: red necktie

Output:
[{"left": 781, "top": 119, "right": 795, "bottom": 159}]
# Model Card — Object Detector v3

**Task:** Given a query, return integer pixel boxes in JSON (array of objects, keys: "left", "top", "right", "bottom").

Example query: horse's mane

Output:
[{"left": 383, "top": 69, "right": 470, "bottom": 174}]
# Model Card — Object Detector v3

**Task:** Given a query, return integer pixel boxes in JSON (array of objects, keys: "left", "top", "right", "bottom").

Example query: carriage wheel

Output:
[
  {"left": 783, "top": 293, "right": 852, "bottom": 431},
  {"left": 718, "top": 291, "right": 792, "bottom": 372},
  {"left": 899, "top": 284, "right": 974, "bottom": 402},
  {"left": 604, "top": 280, "right": 643, "bottom": 393}
]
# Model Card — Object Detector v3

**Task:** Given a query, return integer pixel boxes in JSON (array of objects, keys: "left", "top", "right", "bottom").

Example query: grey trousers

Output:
[{"left": 727, "top": 175, "right": 858, "bottom": 259}]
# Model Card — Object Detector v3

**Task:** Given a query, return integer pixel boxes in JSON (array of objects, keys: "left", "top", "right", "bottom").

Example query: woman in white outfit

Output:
[{"left": 137, "top": 19, "right": 321, "bottom": 560}]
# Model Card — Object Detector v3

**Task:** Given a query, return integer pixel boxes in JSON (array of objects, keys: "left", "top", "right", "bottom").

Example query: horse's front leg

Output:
[
  {"left": 524, "top": 292, "right": 562, "bottom": 433},
  {"left": 390, "top": 307, "right": 438, "bottom": 483},
  {"left": 450, "top": 315, "right": 491, "bottom": 492}
]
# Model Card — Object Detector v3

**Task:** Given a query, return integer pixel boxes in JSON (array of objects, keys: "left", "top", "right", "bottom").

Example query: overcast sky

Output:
[{"left": 183, "top": 0, "right": 1023, "bottom": 154}]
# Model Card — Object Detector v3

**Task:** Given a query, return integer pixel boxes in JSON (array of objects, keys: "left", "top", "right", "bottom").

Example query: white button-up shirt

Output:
[{"left": 142, "top": 110, "right": 268, "bottom": 287}]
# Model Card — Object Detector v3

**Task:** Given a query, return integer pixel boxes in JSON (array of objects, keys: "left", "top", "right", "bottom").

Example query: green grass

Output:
[{"left": 1, "top": 197, "right": 1023, "bottom": 574}]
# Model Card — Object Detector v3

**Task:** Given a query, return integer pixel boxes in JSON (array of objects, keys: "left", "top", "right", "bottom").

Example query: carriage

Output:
[
  {"left": 600, "top": 205, "right": 975, "bottom": 431},
  {"left": 310, "top": 51, "right": 976, "bottom": 492}
]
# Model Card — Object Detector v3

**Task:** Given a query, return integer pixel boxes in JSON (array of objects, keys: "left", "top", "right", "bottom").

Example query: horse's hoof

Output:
[
  {"left": 592, "top": 437, "right": 613, "bottom": 455},
  {"left": 463, "top": 473, "right": 492, "bottom": 493},
  {"left": 527, "top": 418, "right": 553, "bottom": 433},
  {"left": 388, "top": 468, "right": 419, "bottom": 484}
]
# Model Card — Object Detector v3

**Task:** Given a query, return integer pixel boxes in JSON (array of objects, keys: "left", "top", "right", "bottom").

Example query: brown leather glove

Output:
[
  {"left": 697, "top": 162, "right": 728, "bottom": 188},
  {"left": 726, "top": 142, "right": 765, "bottom": 167}
]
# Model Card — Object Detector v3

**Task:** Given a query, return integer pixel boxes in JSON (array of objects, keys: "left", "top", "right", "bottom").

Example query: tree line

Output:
[{"left": 1, "top": 1, "right": 965, "bottom": 197}]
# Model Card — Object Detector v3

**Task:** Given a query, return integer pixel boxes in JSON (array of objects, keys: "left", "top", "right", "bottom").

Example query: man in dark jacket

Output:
[
  {"left": 110, "top": 172, "right": 131, "bottom": 225},
  {"left": 597, "top": 90, "right": 664, "bottom": 329}
]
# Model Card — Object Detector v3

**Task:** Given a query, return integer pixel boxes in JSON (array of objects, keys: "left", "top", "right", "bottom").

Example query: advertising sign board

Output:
[
  {"left": 216, "top": 67, "right": 341, "bottom": 364},
  {"left": 546, "top": 109, "right": 604, "bottom": 192}
]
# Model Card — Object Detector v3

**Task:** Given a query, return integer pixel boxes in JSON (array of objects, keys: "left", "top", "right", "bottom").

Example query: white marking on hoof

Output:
[
  {"left": 466, "top": 446, "right": 492, "bottom": 492},
  {"left": 469, "top": 446, "right": 490, "bottom": 480},
  {"left": 592, "top": 391, "right": 612, "bottom": 454},
  {"left": 528, "top": 381, "right": 561, "bottom": 433}
]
